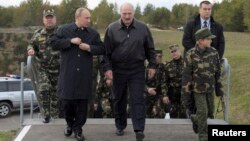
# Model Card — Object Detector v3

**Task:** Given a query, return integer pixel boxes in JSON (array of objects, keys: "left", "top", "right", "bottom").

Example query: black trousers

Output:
[
  {"left": 62, "top": 99, "right": 88, "bottom": 133},
  {"left": 113, "top": 71, "right": 146, "bottom": 132}
]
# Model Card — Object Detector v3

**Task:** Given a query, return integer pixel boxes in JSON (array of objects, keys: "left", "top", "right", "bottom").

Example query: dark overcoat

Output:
[{"left": 51, "top": 23, "right": 105, "bottom": 99}]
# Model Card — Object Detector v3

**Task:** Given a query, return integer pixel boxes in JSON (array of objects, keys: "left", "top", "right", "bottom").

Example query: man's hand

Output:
[
  {"left": 71, "top": 37, "right": 82, "bottom": 45},
  {"left": 147, "top": 68, "right": 156, "bottom": 79},
  {"left": 79, "top": 43, "right": 90, "bottom": 52},
  {"left": 162, "top": 96, "right": 170, "bottom": 104},
  {"left": 27, "top": 49, "right": 35, "bottom": 56},
  {"left": 106, "top": 79, "right": 113, "bottom": 87},
  {"left": 147, "top": 87, "right": 156, "bottom": 95},
  {"left": 105, "top": 70, "right": 113, "bottom": 80}
]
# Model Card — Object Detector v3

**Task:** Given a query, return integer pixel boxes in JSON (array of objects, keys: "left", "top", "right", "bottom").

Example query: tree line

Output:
[{"left": 0, "top": 0, "right": 249, "bottom": 32}]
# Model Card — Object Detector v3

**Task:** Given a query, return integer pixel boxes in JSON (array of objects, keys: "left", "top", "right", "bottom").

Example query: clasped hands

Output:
[{"left": 71, "top": 37, "right": 90, "bottom": 51}]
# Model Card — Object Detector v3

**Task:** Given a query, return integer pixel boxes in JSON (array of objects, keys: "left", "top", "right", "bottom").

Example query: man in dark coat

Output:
[
  {"left": 50, "top": 8, "right": 104, "bottom": 141},
  {"left": 103, "top": 2, "right": 156, "bottom": 141},
  {"left": 182, "top": 0, "right": 225, "bottom": 60}
]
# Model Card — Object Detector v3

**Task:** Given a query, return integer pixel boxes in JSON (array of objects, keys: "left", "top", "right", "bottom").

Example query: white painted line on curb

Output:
[{"left": 14, "top": 125, "right": 31, "bottom": 141}]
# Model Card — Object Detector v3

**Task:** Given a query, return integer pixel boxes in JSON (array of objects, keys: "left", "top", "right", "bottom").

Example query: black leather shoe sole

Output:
[
  {"left": 115, "top": 129, "right": 124, "bottom": 136},
  {"left": 75, "top": 133, "right": 85, "bottom": 141},
  {"left": 64, "top": 127, "right": 72, "bottom": 137}
]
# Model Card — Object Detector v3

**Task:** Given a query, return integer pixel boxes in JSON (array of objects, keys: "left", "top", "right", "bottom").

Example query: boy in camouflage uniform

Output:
[
  {"left": 145, "top": 49, "right": 165, "bottom": 118},
  {"left": 27, "top": 9, "right": 60, "bottom": 123},
  {"left": 182, "top": 28, "right": 224, "bottom": 141},
  {"left": 161, "top": 45, "right": 186, "bottom": 118}
]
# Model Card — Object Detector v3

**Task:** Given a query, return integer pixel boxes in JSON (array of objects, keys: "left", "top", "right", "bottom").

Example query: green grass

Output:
[
  {"left": 150, "top": 29, "right": 250, "bottom": 124},
  {"left": 0, "top": 130, "right": 16, "bottom": 141}
]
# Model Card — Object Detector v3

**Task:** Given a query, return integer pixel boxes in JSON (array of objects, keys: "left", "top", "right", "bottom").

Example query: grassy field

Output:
[
  {"left": 0, "top": 130, "right": 16, "bottom": 141},
  {"left": 150, "top": 29, "right": 250, "bottom": 124}
]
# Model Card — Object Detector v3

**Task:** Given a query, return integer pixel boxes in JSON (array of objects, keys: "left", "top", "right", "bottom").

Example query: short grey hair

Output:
[
  {"left": 75, "top": 7, "right": 88, "bottom": 18},
  {"left": 120, "top": 2, "right": 134, "bottom": 13}
]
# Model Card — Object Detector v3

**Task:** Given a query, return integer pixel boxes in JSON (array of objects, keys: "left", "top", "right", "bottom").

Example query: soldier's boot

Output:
[
  {"left": 135, "top": 131, "right": 145, "bottom": 141},
  {"left": 190, "top": 114, "right": 198, "bottom": 134},
  {"left": 42, "top": 116, "right": 50, "bottom": 123},
  {"left": 42, "top": 92, "right": 50, "bottom": 123}
]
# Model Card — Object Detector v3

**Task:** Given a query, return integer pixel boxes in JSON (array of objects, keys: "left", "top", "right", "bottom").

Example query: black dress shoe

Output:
[
  {"left": 115, "top": 129, "right": 124, "bottom": 136},
  {"left": 64, "top": 126, "right": 72, "bottom": 136},
  {"left": 74, "top": 132, "right": 85, "bottom": 141},
  {"left": 135, "top": 131, "right": 145, "bottom": 141},
  {"left": 42, "top": 117, "right": 50, "bottom": 123}
]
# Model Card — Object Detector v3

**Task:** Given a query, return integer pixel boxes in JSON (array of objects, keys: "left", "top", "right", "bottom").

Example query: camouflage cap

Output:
[
  {"left": 195, "top": 28, "right": 216, "bottom": 40},
  {"left": 155, "top": 49, "right": 163, "bottom": 55},
  {"left": 43, "top": 9, "right": 55, "bottom": 17},
  {"left": 168, "top": 44, "right": 179, "bottom": 52}
]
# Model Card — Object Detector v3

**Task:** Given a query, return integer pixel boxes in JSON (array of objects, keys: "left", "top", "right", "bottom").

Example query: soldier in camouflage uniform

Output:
[
  {"left": 88, "top": 55, "right": 100, "bottom": 118},
  {"left": 94, "top": 56, "right": 113, "bottom": 118},
  {"left": 182, "top": 28, "right": 224, "bottom": 141},
  {"left": 27, "top": 9, "right": 60, "bottom": 123},
  {"left": 145, "top": 49, "right": 165, "bottom": 118},
  {"left": 161, "top": 44, "right": 186, "bottom": 118}
]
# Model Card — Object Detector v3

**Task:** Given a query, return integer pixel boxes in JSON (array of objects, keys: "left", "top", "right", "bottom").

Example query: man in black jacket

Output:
[
  {"left": 50, "top": 8, "right": 104, "bottom": 141},
  {"left": 103, "top": 2, "right": 156, "bottom": 141},
  {"left": 182, "top": 0, "right": 225, "bottom": 59}
]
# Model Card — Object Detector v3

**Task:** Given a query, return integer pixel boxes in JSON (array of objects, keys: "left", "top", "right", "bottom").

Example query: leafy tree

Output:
[
  {"left": 151, "top": 7, "right": 171, "bottom": 29},
  {"left": 91, "top": 0, "right": 115, "bottom": 30},
  {"left": 243, "top": 0, "right": 250, "bottom": 31},
  {"left": 0, "top": 7, "right": 14, "bottom": 27},
  {"left": 142, "top": 3, "right": 155, "bottom": 24},
  {"left": 58, "top": 0, "right": 87, "bottom": 24},
  {"left": 134, "top": 4, "right": 142, "bottom": 19}
]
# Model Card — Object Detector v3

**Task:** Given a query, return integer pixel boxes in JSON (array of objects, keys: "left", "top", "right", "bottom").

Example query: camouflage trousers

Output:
[
  {"left": 145, "top": 95, "right": 165, "bottom": 118},
  {"left": 37, "top": 69, "right": 59, "bottom": 118},
  {"left": 192, "top": 92, "right": 214, "bottom": 141},
  {"left": 168, "top": 101, "right": 186, "bottom": 118},
  {"left": 95, "top": 78, "right": 113, "bottom": 118}
]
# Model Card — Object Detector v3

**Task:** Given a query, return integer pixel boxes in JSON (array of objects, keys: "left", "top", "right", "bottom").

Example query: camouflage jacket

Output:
[
  {"left": 27, "top": 27, "right": 60, "bottom": 71},
  {"left": 145, "top": 63, "right": 165, "bottom": 96},
  {"left": 182, "top": 45, "right": 223, "bottom": 95},
  {"left": 161, "top": 57, "right": 183, "bottom": 96}
]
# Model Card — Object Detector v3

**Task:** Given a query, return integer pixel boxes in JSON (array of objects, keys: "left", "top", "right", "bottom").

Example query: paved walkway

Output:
[{"left": 13, "top": 118, "right": 227, "bottom": 141}]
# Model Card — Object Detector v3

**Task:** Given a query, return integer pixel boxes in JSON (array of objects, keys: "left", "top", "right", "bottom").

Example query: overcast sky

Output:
[{"left": 0, "top": 0, "right": 222, "bottom": 10}]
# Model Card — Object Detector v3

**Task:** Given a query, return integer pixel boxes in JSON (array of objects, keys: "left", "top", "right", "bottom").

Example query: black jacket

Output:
[
  {"left": 104, "top": 19, "right": 156, "bottom": 74},
  {"left": 50, "top": 23, "right": 105, "bottom": 99},
  {"left": 182, "top": 15, "right": 225, "bottom": 59}
]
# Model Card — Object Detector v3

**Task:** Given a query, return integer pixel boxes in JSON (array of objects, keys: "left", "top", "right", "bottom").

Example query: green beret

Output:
[
  {"left": 155, "top": 49, "right": 162, "bottom": 55},
  {"left": 195, "top": 28, "right": 216, "bottom": 40},
  {"left": 43, "top": 9, "right": 56, "bottom": 17}
]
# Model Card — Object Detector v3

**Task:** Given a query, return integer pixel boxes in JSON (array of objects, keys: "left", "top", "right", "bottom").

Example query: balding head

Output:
[
  {"left": 120, "top": 2, "right": 134, "bottom": 27},
  {"left": 75, "top": 7, "right": 91, "bottom": 28}
]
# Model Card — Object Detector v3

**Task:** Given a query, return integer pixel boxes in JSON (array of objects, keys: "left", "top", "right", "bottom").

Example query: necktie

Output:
[{"left": 203, "top": 21, "right": 207, "bottom": 28}]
